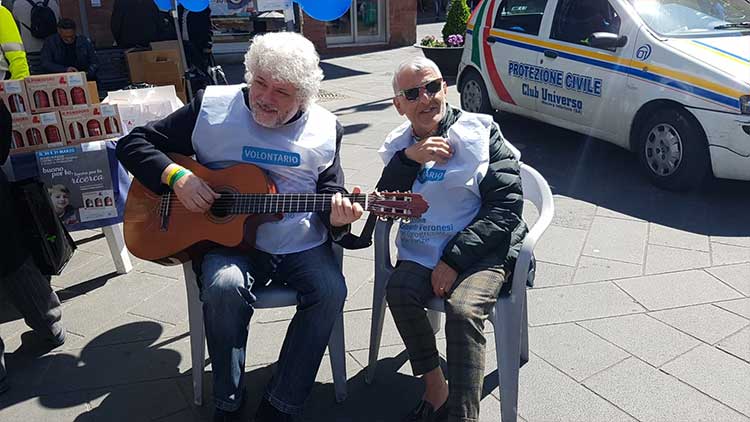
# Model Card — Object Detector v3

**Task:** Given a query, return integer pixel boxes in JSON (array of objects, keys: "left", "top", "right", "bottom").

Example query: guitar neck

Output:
[{"left": 211, "top": 193, "right": 370, "bottom": 214}]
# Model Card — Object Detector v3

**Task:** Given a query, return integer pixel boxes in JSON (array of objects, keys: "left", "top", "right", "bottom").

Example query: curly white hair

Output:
[
  {"left": 244, "top": 32, "right": 324, "bottom": 108},
  {"left": 392, "top": 56, "right": 442, "bottom": 95}
]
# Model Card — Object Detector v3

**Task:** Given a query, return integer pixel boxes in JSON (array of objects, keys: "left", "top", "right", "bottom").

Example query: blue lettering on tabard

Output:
[
  {"left": 417, "top": 168, "right": 446, "bottom": 183},
  {"left": 242, "top": 146, "right": 301, "bottom": 167},
  {"left": 37, "top": 147, "right": 76, "bottom": 158}
]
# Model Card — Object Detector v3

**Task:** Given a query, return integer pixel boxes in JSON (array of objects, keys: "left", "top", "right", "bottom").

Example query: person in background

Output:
[
  {"left": 0, "top": 4, "right": 30, "bottom": 80},
  {"left": 0, "top": 97, "right": 67, "bottom": 396},
  {"left": 178, "top": 5, "right": 212, "bottom": 74},
  {"left": 10, "top": 0, "right": 60, "bottom": 54},
  {"left": 40, "top": 18, "right": 99, "bottom": 80},
  {"left": 111, "top": 0, "right": 161, "bottom": 48}
]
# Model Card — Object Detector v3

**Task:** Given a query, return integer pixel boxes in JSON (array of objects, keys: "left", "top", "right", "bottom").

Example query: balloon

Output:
[
  {"left": 152, "top": 0, "right": 172, "bottom": 11},
  {"left": 296, "top": 0, "right": 351, "bottom": 21},
  {"left": 178, "top": 0, "right": 210, "bottom": 12}
]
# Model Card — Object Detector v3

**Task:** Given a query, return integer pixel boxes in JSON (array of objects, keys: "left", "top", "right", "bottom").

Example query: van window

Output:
[
  {"left": 551, "top": 0, "right": 622, "bottom": 47},
  {"left": 493, "top": 0, "right": 549, "bottom": 35}
]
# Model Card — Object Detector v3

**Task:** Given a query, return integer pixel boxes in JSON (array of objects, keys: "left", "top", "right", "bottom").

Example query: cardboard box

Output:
[
  {"left": 127, "top": 50, "right": 183, "bottom": 84},
  {"left": 149, "top": 41, "right": 186, "bottom": 75},
  {"left": 25, "top": 72, "right": 91, "bottom": 113},
  {"left": 60, "top": 104, "right": 124, "bottom": 144},
  {"left": 10, "top": 112, "right": 66, "bottom": 154},
  {"left": 0, "top": 79, "right": 31, "bottom": 115},
  {"left": 88, "top": 81, "right": 100, "bottom": 104}
]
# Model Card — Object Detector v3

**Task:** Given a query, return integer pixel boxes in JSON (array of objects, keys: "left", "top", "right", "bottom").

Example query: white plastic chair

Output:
[
  {"left": 182, "top": 245, "right": 348, "bottom": 406},
  {"left": 366, "top": 163, "right": 554, "bottom": 422}
]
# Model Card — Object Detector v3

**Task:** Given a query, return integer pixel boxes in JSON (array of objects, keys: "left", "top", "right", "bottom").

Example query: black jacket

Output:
[
  {"left": 0, "top": 101, "right": 28, "bottom": 276},
  {"left": 40, "top": 34, "right": 99, "bottom": 80},
  {"left": 111, "top": 0, "right": 161, "bottom": 48},
  {"left": 178, "top": 6, "right": 212, "bottom": 50},
  {"left": 115, "top": 88, "right": 350, "bottom": 241},
  {"left": 376, "top": 106, "right": 527, "bottom": 279}
]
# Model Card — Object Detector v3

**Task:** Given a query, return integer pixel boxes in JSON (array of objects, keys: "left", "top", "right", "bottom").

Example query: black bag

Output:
[
  {"left": 11, "top": 178, "right": 76, "bottom": 276},
  {"left": 22, "top": 0, "right": 58, "bottom": 39}
]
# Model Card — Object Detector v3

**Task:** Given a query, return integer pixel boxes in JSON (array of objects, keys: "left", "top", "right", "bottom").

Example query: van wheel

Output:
[
  {"left": 636, "top": 108, "right": 709, "bottom": 191},
  {"left": 460, "top": 72, "right": 493, "bottom": 115}
]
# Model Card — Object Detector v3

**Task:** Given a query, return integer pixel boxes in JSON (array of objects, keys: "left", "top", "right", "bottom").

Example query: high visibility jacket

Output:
[{"left": 0, "top": 6, "right": 30, "bottom": 80}]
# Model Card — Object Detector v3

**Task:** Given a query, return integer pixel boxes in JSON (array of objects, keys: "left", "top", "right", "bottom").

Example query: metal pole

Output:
[{"left": 170, "top": 0, "right": 193, "bottom": 102}]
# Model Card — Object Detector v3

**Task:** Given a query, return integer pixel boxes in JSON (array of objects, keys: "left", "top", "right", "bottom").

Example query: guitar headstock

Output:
[{"left": 367, "top": 191, "right": 429, "bottom": 223}]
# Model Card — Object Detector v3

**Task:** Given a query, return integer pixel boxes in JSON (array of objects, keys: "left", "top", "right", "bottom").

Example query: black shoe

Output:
[
  {"left": 255, "top": 397, "right": 295, "bottom": 422},
  {"left": 213, "top": 408, "right": 242, "bottom": 422},
  {"left": 404, "top": 399, "right": 448, "bottom": 422}
]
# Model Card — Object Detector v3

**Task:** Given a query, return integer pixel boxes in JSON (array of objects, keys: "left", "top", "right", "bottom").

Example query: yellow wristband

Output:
[{"left": 165, "top": 166, "right": 182, "bottom": 186}]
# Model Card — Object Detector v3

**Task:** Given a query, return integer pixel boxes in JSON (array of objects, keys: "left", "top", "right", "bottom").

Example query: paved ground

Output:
[{"left": 1, "top": 23, "right": 749, "bottom": 421}]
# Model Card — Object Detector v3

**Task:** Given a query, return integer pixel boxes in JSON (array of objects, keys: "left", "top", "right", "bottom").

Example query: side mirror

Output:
[{"left": 589, "top": 32, "right": 628, "bottom": 49}]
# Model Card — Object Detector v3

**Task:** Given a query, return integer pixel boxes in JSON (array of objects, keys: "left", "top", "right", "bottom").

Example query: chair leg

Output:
[
  {"left": 366, "top": 282, "right": 388, "bottom": 384},
  {"left": 495, "top": 297, "right": 522, "bottom": 422},
  {"left": 184, "top": 264, "right": 205, "bottom": 406},
  {"left": 520, "top": 292, "right": 529, "bottom": 367},
  {"left": 328, "top": 311, "right": 348, "bottom": 403},
  {"left": 428, "top": 310, "right": 443, "bottom": 335}
]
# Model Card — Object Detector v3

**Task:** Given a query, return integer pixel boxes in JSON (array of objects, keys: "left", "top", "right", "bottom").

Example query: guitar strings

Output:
[{"left": 156, "top": 194, "right": 372, "bottom": 214}]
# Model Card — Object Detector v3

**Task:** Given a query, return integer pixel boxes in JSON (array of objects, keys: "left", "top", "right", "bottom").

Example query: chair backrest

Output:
[{"left": 519, "top": 163, "right": 554, "bottom": 243}]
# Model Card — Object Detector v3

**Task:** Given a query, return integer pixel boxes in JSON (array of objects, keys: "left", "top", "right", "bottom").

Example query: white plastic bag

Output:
[{"left": 103, "top": 86, "right": 185, "bottom": 134}]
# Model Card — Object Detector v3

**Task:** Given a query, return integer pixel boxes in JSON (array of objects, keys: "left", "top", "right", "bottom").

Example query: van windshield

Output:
[{"left": 629, "top": 0, "right": 750, "bottom": 36}]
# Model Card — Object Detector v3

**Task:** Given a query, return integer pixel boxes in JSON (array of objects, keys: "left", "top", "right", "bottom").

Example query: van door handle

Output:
[
  {"left": 487, "top": 36, "right": 496, "bottom": 44},
  {"left": 544, "top": 50, "right": 558, "bottom": 59}
]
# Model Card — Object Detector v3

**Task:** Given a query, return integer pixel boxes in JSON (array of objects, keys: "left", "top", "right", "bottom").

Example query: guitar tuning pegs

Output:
[
  {"left": 401, "top": 218, "right": 411, "bottom": 224},
  {"left": 378, "top": 215, "right": 389, "bottom": 222}
]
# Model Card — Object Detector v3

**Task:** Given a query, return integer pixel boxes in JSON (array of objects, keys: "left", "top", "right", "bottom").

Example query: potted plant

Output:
[{"left": 416, "top": 0, "right": 471, "bottom": 79}]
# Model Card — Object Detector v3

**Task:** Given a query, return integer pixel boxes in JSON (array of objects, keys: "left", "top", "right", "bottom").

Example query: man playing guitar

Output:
[{"left": 116, "top": 32, "right": 363, "bottom": 422}]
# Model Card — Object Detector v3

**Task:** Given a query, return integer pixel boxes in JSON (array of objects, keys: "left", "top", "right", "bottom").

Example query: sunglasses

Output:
[{"left": 398, "top": 78, "right": 444, "bottom": 102}]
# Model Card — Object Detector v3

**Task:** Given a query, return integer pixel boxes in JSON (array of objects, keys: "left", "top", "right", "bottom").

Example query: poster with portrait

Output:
[{"left": 35, "top": 142, "right": 118, "bottom": 229}]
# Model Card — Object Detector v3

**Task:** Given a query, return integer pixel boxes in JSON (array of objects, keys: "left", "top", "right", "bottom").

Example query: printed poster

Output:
[
  {"left": 211, "top": 0, "right": 257, "bottom": 16},
  {"left": 36, "top": 142, "right": 118, "bottom": 227}
]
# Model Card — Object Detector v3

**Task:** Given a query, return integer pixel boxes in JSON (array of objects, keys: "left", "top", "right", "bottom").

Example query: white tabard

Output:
[{"left": 379, "top": 112, "right": 492, "bottom": 269}]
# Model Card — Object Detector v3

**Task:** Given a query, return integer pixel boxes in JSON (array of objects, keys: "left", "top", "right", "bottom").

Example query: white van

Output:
[{"left": 457, "top": 0, "right": 750, "bottom": 190}]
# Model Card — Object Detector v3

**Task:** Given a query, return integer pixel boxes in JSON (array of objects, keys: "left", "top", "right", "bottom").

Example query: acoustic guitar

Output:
[{"left": 124, "top": 154, "right": 429, "bottom": 264}]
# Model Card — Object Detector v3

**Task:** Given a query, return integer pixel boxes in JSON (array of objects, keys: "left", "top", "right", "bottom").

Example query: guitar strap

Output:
[{"left": 334, "top": 213, "right": 377, "bottom": 250}]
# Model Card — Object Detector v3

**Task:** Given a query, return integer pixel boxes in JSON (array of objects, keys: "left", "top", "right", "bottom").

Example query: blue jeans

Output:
[{"left": 200, "top": 242, "right": 347, "bottom": 414}]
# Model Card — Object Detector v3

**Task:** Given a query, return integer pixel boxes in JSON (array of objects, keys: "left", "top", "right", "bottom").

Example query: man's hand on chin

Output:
[
  {"left": 330, "top": 186, "right": 365, "bottom": 227},
  {"left": 431, "top": 260, "right": 458, "bottom": 298}
]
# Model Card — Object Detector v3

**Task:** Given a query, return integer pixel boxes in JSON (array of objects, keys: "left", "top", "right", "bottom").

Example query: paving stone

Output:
[
  {"left": 573, "top": 256, "right": 642, "bottom": 284},
  {"left": 343, "top": 308, "right": 404, "bottom": 352},
  {"left": 579, "top": 314, "right": 699, "bottom": 367},
  {"left": 706, "top": 263, "right": 750, "bottom": 296},
  {"left": 717, "top": 327, "right": 750, "bottom": 363},
  {"left": 715, "top": 298, "right": 750, "bottom": 320},
  {"left": 129, "top": 279, "right": 188, "bottom": 325},
  {"left": 583, "top": 217, "right": 648, "bottom": 265},
  {"left": 595, "top": 207, "right": 643, "bottom": 221},
  {"left": 52, "top": 251, "right": 116, "bottom": 290},
  {"left": 650, "top": 304, "right": 750, "bottom": 344},
  {"left": 584, "top": 357, "right": 748, "bottom": 422},
  {"left": 711, "top": 236, "right": 750, "bottom": 248},
  {"left": 0, "top": 392, "right": 93, "bottom": 422},
  {"left": 644, "top": 244, "right": 710, "bottom": 275},
  {"left": 516, "top": 353, "right": 636, "bottom": 422},
  {"left": 712, "top": 242, "right": 750, "bottom": 266},
  {"left": 649, "top": 224, "right": 710, "bottom": 252},
  {"left": 84, "top": 378, "right": 190, "bottom": 422},
  {"left": 550, "top": 196, "right": 596, "bottom": 230},
  {"left": 662, "top": 345, "right": 750, "bottom": 416},
  {"left": 530, "top": 261, "right": 575, "bottom": 288},
  {"left": 131, "top": 257, "right": 185, "bottom": 280},
  {"left": 527, "top": 282, "right": 644, "bottom": 326},
  {"left": 529, "top": 323, "right": 628, "bottom": 381},
  {"left": 59, "top": 272, "right": 173, "bottom": 338},
  {"left": 344, "top": 281, "right": 375, "bottom": 312},
  {"left": 533, "top": 225, "right": 587, "bottom": 267},
  {"left": 615, "top": 270, "right": 742, "bottom": 311},
  {"left": 314, "top": 351, "right": 365, "bottom": 384}
]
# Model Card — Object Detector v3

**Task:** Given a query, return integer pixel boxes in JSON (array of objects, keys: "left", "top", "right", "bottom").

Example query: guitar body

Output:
[{"left": 124, "top": 154, "right": 279, "bottom": 265}]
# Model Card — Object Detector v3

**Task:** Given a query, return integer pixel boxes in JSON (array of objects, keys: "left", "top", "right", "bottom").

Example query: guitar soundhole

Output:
[{"left": 209, "top": 189, "right": 236, "bottom": 221}]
